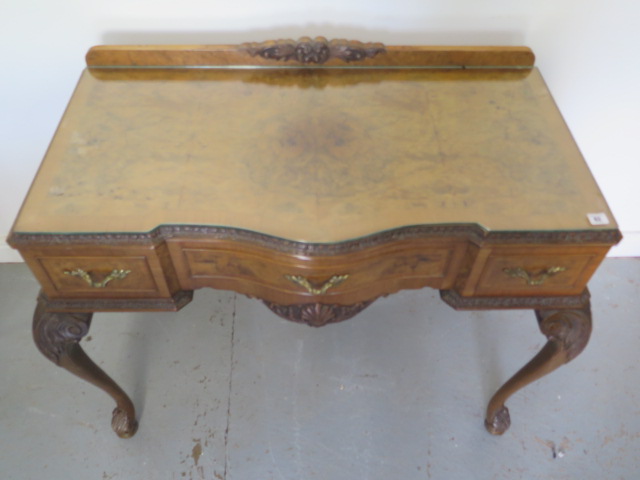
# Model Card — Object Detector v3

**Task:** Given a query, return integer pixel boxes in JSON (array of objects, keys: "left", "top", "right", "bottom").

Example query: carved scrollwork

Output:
[
  {"left": 32, "top": 300, "right": 92, "bottom": 365},
  {"left": 263, "top": 300, "right": 374, "bottom": 327},
  {"left": 243, "top": 36, "right": 386, "bottom": 64}
]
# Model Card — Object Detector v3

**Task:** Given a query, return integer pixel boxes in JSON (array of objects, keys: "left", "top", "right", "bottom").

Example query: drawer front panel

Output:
[
  {"left": 38, "top": 256, "right": 159, "bottom": 295},
  {"left": 474, "top": 248, "right": 603, "bottom": 296},
  {"left": 184, "top": 248, "right": 292, "bottom": 289},
  {"left": 171, "top": 239, "right": 463, "bottom": 303},
  {"left": 185, "top": 249, "right": 452, "bottom": 288}
]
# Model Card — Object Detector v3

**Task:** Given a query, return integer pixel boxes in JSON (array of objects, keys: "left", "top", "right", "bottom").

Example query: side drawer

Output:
[
  {"left": 22, "top": 246, "right": 176, "bottom": 299},
  {"left": 40, "top": 256, "right": 158, "bottom": 294},
  {"left": 468, "top": 246, "right": 607, "bottom": 296}
]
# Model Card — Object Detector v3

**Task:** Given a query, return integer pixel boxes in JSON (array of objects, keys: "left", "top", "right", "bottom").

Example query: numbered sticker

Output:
[{"left": 587, "top": 212, "right": 610, "bottom": 226}]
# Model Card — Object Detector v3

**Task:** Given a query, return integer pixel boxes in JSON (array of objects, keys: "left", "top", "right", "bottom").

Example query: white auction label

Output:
[{"left": 587, "top": 212, "right": 610, "bottom": 226}]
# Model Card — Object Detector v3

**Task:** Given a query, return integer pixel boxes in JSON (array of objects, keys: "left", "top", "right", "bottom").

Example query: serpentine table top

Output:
[{"left": 8, "top": 39, "right": 621, "bottom": 438}]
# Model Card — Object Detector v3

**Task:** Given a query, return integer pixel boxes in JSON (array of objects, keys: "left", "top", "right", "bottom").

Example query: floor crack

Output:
[{"left": 222, "top": 294, "right": 237, "bottom": 480}]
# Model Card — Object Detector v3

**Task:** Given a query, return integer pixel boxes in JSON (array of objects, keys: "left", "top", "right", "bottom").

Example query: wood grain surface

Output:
[{"left": 13, "top": 65, "right": 614, "bottom": 241}]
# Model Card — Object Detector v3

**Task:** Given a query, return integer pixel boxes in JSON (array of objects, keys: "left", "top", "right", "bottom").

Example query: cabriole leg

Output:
[
  {"left": 485, "top": 302, "right": 592, "bottom": 435},
  {"left": 32, "top": 298, "right": 138, "bottom": 438}
]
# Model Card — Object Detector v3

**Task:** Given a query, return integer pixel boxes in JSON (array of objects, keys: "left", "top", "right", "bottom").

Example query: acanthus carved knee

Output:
[{"left": 32, "top": 299, "right": 93, "bottom": 365}]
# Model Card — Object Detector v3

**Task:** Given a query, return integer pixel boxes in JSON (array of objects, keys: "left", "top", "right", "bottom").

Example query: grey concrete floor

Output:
[{"left": 0, "top": 259, "right": 639, "bottom": 479}]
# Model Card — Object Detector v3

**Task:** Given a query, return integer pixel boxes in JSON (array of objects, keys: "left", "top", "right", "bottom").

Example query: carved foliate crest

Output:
[{"left": 243, "top": 37, "right": 386, "bottom": 64}]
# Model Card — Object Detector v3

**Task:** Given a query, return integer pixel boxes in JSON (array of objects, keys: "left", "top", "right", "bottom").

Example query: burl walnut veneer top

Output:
[{"left": 13, "top": 45, "right": 616, "bottom": 243}]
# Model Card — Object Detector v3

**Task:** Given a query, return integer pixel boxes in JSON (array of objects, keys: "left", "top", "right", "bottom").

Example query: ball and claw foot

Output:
[
  {"left": 485, "top": 406, "right": 511, "bottom": 435},
  {"left": 111, "top": 408, "right": 139, "bottom": 439}
]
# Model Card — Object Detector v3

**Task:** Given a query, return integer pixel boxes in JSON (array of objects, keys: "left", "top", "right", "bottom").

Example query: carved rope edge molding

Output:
[
  {"left": 8, "top": 225, "right": 623, "bottom": 250},
  {"left": 243, "top": 36, "right": 386, "bottom": 64}
]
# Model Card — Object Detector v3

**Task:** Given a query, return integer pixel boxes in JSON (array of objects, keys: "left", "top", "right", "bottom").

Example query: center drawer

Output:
[{"left": 168, "top": 238, "right": 465, "bottom": 304}]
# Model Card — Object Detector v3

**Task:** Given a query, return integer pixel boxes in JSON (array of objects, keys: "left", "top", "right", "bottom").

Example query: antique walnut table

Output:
[{"left": 8, "top": 39, "right": 622, "bottom": 438}]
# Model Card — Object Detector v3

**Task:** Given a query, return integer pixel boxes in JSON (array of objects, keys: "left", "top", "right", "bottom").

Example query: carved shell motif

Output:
[
  {"left": 263, "top": 300, "right": 374, "bottom": 327},
  {"left": 243, "top": 36, "right": 386, "bottom": 65}
]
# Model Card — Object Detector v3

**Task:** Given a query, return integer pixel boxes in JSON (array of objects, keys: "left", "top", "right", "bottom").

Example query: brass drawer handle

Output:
[
  {"left": 503, "top": 266, "right": 566, "bottom": 286},
  {"left": 285, "top": 274, "right": 349, "bottom": 295},
  {"left": 64, "top": 268, "right": 131, "bottom": 288}
]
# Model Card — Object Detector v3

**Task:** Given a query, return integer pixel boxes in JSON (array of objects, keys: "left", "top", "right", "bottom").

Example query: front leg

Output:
[
  {"left": 485, "top": 302, "right": 592, "bottom": 435},
  {"left": 32, "top": 297, "right": 138, "bottom": 438}
]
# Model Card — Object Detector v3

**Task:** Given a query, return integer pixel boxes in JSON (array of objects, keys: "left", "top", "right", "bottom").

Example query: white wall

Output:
[{"left": 2, "top": 0, "right": 639, "bottom": 261}]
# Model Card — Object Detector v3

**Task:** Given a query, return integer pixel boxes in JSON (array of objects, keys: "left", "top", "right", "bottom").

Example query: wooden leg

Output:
[
  {"left": 484, "top": 302, "right": 592, "bottom": 435},
  {"left": 32, "top": 298, "right": 138, "bottom": 438}
]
